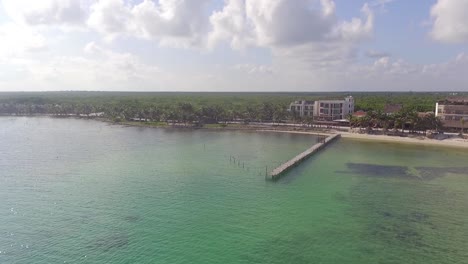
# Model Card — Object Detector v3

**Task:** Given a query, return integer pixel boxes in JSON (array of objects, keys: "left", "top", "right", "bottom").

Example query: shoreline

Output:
[
  {"left": 340, "top": 132, "right": 468, "bottom": 149},
  {"left": 104, "top": 119, "right": 468, "bottom": 150},
  {"left": 3, "top": 115, "right": 468, "bottom": 149},
  {"left": 259, "top": 129, "right": 468, "bottom": 149}
]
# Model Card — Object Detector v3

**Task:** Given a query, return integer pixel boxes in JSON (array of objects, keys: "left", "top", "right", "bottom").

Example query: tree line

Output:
[
  {"left": 0, "top": 91, "right": 464, "bottom": 132},
  {"left": 349, "top": 109, "right": 443, "bottom": 135}
]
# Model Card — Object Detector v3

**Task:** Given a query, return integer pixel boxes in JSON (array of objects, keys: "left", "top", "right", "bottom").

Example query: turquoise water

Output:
[{"left": 1, "top": 117, "right": 467, "bottom": 263}]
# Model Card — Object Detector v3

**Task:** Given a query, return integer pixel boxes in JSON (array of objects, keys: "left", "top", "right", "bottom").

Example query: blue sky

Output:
[{"left": 0, "top": 0, "right": 467, "bottom": 91}]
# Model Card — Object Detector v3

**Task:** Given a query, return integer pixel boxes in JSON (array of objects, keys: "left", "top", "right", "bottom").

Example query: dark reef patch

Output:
[
  {"left": 339, "top": 163, "right": 468, "bottom": 180},
  {"left": 344, "top": 163, "right": 410, "bottom": 178},
  {"left": 415, "top": 166, "right": 468, "bottom": 180}
]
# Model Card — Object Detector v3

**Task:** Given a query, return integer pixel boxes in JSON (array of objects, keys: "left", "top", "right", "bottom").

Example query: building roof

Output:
[
  {"left": 438, "top": 97, "right": 468, "bottom": 105},
  {"left": 384, "top": 104, "right": 403, "bottom": 114},
  {"left": 291, "top": 100, "right": 314, "bottom": 105},
  {"left": 353, "top": 110, "right": 367, "bottom": 117}
]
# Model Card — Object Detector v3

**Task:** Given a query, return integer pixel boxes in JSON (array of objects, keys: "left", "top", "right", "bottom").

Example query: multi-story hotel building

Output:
[
  {"left": 435, "top": 98, "right": 468, "bottom": 129},
  {"left": 289, "top": 96, "right": 355, "bottom": 121},
  {"left": 288, "top": 100, "right": 315, "bottom": 117}
]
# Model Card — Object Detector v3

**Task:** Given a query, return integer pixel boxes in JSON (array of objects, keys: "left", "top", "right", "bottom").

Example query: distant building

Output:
[
  {"left": 314, "top": 96, "right": 355, "bottom": 121},
  {"left": 435, "top": 98, "right": 468, "bottom": 129},
  {"left": 384, "top": 104, "right": 403, "bottom": 115},
  {"left": 289, "top": 100, "right": 315, "bottom": 117},
  {"left": 288, "top": 96, "right": 355, "bottom": 121}
]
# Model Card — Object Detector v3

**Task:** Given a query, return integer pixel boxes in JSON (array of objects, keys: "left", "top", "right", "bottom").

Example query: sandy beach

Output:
[
  {"left": 257, "top": 129, "right": 468, "bottom": 149},
  {"left": 112, "top": 120, "right": 468, "bottom": 149},
  {"left": 43, "top": 117, "right": 468, "bottom": 150},
  {"left": 340, "top": 132, "right": 468, "bottom": 149}
]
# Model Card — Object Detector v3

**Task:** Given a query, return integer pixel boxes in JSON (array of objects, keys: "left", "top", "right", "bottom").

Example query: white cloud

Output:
[
  {"left": 332, "top": 53, "right": 468, "bottom": 91},
  {"left": 0, "top": 0, "right": 467, "bottom": 92},
  {"left": 0, "top": 42, "right": 164, "bottom": 90},
  {"left": 209, "top": 0, "right": 372, "bottom": 48},
  {"left": 133, "top": 0, "right": 210, "bottom": 45},
  {"left": 87, "top": 0, "right": 211, "bottom": 46},
  {"left": 366, "top": 49, "right": 390, "bottom": 59},
  {"left": 1, "top": 0, "right": 87, "bottom": 28},
  {"left": 47, "top": 42, "right": 161, "bottom": 83},
  {"left": 87, "top": 0, "right": 133, "bottom": 39},
  {"left": 430, "top": 0, "right": 468, "bottom": 43},
  {"left": 208, "top": 0, "right": 374, "bottom": 77},
  {"left": 369, "top": 0, "right": 395, "bottom": 12},
  {"left": 333, "top": 3, "right": 373, "bottom": 42},
  {"left": 233, "top": 63, "right": 273, "bottom": 74},
  {"left": 244, "top": 0, "right": 336, "bottom": 46},
  {"left": 208, "top": 0, "right": 253, "bottom": 49},
  {"left": 0, "top": 23, "right": 47, "bottom": 57},
  {"left": 224, "top": 53, "right": 468, "bottom": 92},
  {"left": 208, "top": 0, "right": 337, "bottom": 49}
]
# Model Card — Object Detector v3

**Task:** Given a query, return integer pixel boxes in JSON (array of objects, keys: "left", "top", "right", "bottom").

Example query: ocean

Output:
[{"left": 1, "top": 117, "right": 467, "bottom": 263}]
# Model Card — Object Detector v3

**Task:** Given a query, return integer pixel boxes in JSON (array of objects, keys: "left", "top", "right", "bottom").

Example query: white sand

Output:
[
  {"left": 258, "top": 129, "right": 468, "bottom": 149},
  {"left": 340, "top": 132, "right": 468, "bottom": 149}
]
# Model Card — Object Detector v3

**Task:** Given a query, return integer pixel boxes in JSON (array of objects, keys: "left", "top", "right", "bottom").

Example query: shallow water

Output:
[{"left": 1, "top": 117, "right": 467, "bottom": 263}]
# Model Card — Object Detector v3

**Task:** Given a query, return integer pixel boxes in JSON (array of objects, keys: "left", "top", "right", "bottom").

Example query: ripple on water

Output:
[
  {"left": 123, "top": 215, "right": 141, "bottom": 223},
  {"left": 88, "top": 233, "right": 129, "bottom": 253}
]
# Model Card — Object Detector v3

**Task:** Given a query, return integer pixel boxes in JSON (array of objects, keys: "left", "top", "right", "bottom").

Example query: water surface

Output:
[{"left": 1, "top": 117, "right": 467, "bottom": 263}]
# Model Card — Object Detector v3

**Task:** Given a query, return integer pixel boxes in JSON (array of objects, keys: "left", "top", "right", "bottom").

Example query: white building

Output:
[
  {"left": 435, "top": 98, "right": 468, "bottom": 130},
  {"left": 314, "top": 96, "right": 355, "bottom": 121},
  {"left": 289, "top": 100, "right": 315, "bottom": 117},
  {"left": 289, "top": 96, "right": 354, "bottom": 121}
]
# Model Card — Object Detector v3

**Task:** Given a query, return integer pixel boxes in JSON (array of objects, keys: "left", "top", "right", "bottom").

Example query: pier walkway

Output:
[{"left": 268, "top": 134, "right": 340, "bottom": 180}]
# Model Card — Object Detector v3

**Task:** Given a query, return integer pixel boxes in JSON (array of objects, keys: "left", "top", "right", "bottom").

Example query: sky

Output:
[{"left": 0, "top": 0, "right": 467, "bottom": 92}]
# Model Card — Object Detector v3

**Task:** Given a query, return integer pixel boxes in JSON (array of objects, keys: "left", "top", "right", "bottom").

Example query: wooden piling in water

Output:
[{"left": 267, "top": 134, "right": 341, "bottom": 181}]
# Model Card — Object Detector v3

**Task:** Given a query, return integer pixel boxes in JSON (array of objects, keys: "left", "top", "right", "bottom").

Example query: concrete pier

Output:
[{"left": 268, "top": 134, "right": 340, "bottom": 180}]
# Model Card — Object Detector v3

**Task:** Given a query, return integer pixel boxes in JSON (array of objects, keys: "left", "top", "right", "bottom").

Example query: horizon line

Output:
[{"left": 0, "top": 90, "right": 467, "bottom": 93}]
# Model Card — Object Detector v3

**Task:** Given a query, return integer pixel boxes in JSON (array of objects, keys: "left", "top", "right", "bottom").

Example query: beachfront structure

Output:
[
  {"left": 313, "top": 96, "right": 355, "bottom": 121},
  {"left": 435, "top": 98, "right": 468, "bottom": 129},
  {"left": 288, "top": 96, "right": 355, "bottom": 121},
  {"left": 289, "top": 100, "right": 315, "bottom": 117}
]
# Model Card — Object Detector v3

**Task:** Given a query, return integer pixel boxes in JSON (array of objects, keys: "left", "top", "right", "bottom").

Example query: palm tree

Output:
[
  {"left": 394, "top": 110, "right": 410, "bottom": 134},
  {"left": 347, "top": 114, "right": 357, "bottom": 129},
  {"left": 290, "top": 109, "right": 301, "bottom": 124},
  {"left": 407, "top": 111, "right": 419, "bottom": 134},
  {"left": 260, "top": 102, "right": 275, "bottom": 122},
  {"left": 179, "top": 102, "right": 195, "bottom": 126},
  {"left": 359, "top": 115, "right": 371, "bottom": 133},
  {"left": 245, "top": 105, "right": 259, "bottom": 123},
  {"left": 379, "top": 111, "right": 390, "bottom": 135},
  {"left": 304, "top": 116, "right": 314, "bottom": 128},
  {"left": 273, "top": 105, "right": 288, "bottom": 125},
  {"left": 423, "top": 113, "right": 443, "bottom": 133}
]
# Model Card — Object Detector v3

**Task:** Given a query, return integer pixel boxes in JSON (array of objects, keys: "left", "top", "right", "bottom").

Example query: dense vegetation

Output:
[
  {"left": 0, "top": 91, "right": 464, "bottom": 132},
  {"left": 349, "top": 110, "right": 443, "bottom": 135}
]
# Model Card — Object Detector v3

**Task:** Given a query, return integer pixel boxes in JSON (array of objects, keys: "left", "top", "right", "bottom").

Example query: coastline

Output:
[
  {"left": 2, "top": 115, "right": 468, "bottom": 149},
  {"left": 258, "top": 129, "right": 468, "bottom": 149},
  {"left": 340, "top": 132, "right": 468, "bottom": 149},
  {"left": 113, "top": 119, "right": 468, "bottom": 150}
]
